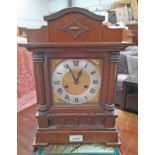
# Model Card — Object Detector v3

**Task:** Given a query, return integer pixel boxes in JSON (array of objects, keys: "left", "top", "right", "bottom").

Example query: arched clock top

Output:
[
  {"left": 26, "top": 8, "right": 134, "bottom": 43},
  {"left": 44, "top": 7, "right": 105, "bottom": 22}
]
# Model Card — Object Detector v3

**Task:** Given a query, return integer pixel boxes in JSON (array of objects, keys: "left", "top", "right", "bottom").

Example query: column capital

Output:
[
  {"left": 33, "top": 53, "right": 44, "bottom": 63},
  {"left": 109, "top": 52, "right": 120, "bottom": 63}
]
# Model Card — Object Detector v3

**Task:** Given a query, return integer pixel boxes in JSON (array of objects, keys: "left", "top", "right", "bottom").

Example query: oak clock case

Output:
[
  {"left": 51, "top": 59, "right": 102, "bottom": 105},
  {"left": 19, "top": 7, "right": 133, "bottom": 147}
]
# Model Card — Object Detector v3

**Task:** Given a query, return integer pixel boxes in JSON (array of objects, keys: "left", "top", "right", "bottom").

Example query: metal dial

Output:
[{"left": 52, "top": 59, "right": 101, "bottom": 104}]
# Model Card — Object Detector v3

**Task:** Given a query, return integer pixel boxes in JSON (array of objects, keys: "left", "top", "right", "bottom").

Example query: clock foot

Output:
[
  {"left": 33, "top": 137, "right": 48, "bottom": 151},
  {"left": 105, "top": 138, "right": 121, "bottom": 146}
]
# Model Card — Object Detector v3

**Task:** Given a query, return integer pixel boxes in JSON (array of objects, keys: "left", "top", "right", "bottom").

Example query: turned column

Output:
[
  {"left": 33, "top": 52, "right": 48, "bottom": 127},
  {"left": 104, "top": 51, "right": 120, "bottom": 128}
]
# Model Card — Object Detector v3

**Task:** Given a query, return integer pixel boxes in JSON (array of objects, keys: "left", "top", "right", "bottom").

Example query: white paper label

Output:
[{"left": 69, "top": 135, "right": 83, "bottom": 142}]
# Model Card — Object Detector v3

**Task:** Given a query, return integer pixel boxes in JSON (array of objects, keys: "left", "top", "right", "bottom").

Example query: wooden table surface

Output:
[{"left": 17, "top": 105, "right": 138, "bottom": 155}]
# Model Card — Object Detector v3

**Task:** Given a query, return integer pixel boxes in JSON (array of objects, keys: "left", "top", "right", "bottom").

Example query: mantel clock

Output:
[{"left": 19, "top": 7, "right": 133, "bottom": 147}]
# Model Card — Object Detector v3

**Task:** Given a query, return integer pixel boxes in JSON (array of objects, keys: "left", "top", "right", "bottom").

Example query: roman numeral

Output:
[
  {"left": 84, "top": 96, "right": 88, "bottom": 99},
  {"left": 73, "top": 60, "right": 79, "bottom": 66},
  {"left": 89, "top": 88, "right": 96, "bottom": 94},
  {"left": 65, "top": 95, "right": 70, "bottom": 100},
  {"left": 75, "top": 98, "right": 79, "bottom": 103},
  {"left": 63, "top": 64, "right": 69, "bottom": 69},
  {"left": 93, "top": 80, "right": 98, "bottom": 84},
  {"left": 57, "top": 72, "right": 62, "bottom": 75},
  {"left": 57, "top": 88, "right": 63, "bottom": 95},
  {"left": 54, "top": 81, "right": 60, "bottom": 85},
  {"left": 84, "top": 62, "right": 89, "bottom": 68},
  {"left": 90, "top": 71, "right": 96, "bottom": 75}
]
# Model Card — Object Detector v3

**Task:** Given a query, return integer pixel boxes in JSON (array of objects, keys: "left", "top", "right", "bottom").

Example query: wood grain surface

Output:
[{"left": 17, "top": 104, "right": 138, "bottom": 155}]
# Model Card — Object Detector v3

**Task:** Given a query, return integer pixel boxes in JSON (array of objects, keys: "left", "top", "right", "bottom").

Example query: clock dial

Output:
[{"left": 52, "top": 59, "right": 101, "bottom": 104}]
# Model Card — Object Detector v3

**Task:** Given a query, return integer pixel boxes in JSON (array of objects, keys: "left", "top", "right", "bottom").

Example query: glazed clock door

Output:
[{"left": 51, "top": 59, "right": 102, "bottom": 105}]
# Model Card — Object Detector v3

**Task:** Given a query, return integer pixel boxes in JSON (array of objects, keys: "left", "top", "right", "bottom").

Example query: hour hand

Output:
[{"left": 75, "top": 68, "right": 83, "bottom": 84}]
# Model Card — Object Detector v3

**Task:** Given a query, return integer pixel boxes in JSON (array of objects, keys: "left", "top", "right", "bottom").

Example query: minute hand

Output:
[{"left": 67, "top": 65, "right": 77, "bottom": 82}]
